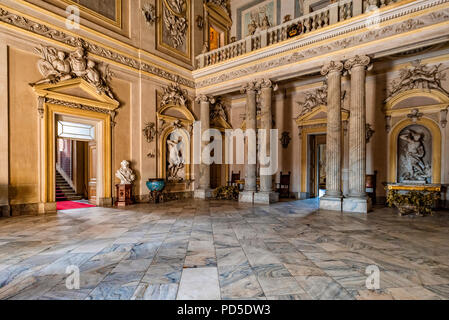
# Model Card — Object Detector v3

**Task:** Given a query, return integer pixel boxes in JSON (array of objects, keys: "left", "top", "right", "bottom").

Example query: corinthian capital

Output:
[
  {"left": 256, "top": 78, "right": 278, "bottom": 91},
  {"left": 321, "top": 61, "right": 344, "bottom": 77},
  {"left": 195, "top": 94, "right": 216, "bottom": 104},
  {"left": 344, "top": 55, "right": 372, "bottom": 71},
  {"left": 241, "top": 80, "right": 260, "bottom": 94}
]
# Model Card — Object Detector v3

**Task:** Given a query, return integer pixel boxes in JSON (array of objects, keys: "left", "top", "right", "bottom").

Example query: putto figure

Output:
[
  {"left": 31, "top": 45, "right": 115, "bottom": 99},
  {"left": 116, "top": 160, "right": 136, "bottom": 185}
]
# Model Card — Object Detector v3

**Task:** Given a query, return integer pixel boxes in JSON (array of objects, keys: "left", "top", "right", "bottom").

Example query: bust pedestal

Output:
[{"left": 115, "top": 184, "right": 133, "bottom": 207}]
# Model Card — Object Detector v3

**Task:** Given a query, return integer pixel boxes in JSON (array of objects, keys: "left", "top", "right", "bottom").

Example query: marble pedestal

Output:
[
  {"left": 194, "top": 189, "right": 214, "bottom": 200},
  {"left": 320, "top": 196, "right": 343, "bottom": 211},
  {"left": 343, "top": 197, "right": 372, "bottom": 213},
  {"left": 254, "top": 191, "right": 279, "bottom": 204},
  {"left": 239, "top": 191, "right": 255, "bottom": 203}
]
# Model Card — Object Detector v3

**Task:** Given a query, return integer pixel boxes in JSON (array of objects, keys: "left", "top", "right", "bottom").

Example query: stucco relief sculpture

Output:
[
  {"left": 143, "top": 122, "right": 157, "bottom": 143},
  {"left": 161, "top": 83, "right": 188, "bottom": 107},
  {"left": 210, "top": 99, "right": 228, "bottom": 122},
  {"left": 167, "top": 135, "right": 185, "bottom": 181},
  {"left": 142, "top": 3, "right": 157, "bottom": 26},
  {"left": 116, "top": 160, "right": 136, "bottom": 185},
  {"left": 398, "top": 126, "right": 432, "bottom": 183},
  {"left": 387, "top": 60, "right": 449, "bottom": 99},
  {"left": 162, "top": 0, "right": 188, "bottom": 49},
  {"left": 32, "top": 45, "right": 115, "bottom": 99},
  {"left": 297, "top": 84, "right": 328, "bottom": 116},
  {"left": 206, "top": 0, "right": 231, "bottom": 16}
]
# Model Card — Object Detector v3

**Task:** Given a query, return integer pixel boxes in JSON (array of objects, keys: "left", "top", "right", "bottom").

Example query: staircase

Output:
[{"left": 55, "top": 171, "right": 83, "bottom": 202}]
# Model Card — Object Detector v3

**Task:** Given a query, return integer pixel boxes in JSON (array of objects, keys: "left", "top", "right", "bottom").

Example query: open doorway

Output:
[
  {"left": 55, "top": 119, "right": 97, "bottom": 211},
  {"left": 309, "top": 134, "right": 326, "bottom": 198}
]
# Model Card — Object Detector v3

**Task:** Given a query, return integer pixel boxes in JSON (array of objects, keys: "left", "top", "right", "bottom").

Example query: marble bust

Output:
[{"left": 116, "top": 160, "right": 136, "bottom": 185}]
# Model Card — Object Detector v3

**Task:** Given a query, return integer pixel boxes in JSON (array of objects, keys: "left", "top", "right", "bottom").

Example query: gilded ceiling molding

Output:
[
  {"left": 0, "top": 7, "right": 195, "bottom": 88},
  {"left": 195, "top": 5, "right": 449, "bottom": 88}
]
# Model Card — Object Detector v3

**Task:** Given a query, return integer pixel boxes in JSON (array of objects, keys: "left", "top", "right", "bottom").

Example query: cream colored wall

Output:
[{"left": 8, "top": 47, "right": 41, "bottom": 206}]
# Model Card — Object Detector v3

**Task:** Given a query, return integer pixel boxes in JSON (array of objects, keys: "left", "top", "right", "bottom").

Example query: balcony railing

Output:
[{"left": 196, "top": 0, "right": 401, "bottom": 69}]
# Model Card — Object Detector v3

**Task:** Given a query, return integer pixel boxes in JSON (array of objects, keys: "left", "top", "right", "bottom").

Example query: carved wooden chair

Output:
[
  {"left": 277, "top": 172, "right": 291, "bottom": 199},
  {"left": 228, "top": 171, "right": 241, "bottom": 189},
  {"left": 366, "top": 170, "right": 378, "bottom": 205}
]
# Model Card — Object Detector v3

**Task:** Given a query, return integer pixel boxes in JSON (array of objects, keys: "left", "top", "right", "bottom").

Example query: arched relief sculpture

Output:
[
  {"left": 398, "top": 125, "right": 432, "bottom": 184},
  {"left": 387, "top": 60, "right": 449, "bottom": 100},
  {"left": 162, "top": 0, "right": 188, "bottom": 49},
  {"left": 31, "top": 44, "right": 115, "bottom": 99}
]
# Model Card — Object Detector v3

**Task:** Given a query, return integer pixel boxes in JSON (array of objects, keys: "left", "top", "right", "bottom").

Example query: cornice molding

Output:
[
  {"left": 0, "top": 7, "right": 195, "bottom": 88},
  {"left": 194, "top": 0, "right": 449, "bottom": 88}
]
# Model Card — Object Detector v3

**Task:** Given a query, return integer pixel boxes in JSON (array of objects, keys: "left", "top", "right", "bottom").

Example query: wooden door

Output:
[{"left": 88, "top": 141, "right": 97, "bottom": 204}]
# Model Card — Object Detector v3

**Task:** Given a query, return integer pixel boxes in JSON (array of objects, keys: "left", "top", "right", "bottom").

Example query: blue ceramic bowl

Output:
[{"left": 146, "top": 179, "right": 165, "bottom": 192}]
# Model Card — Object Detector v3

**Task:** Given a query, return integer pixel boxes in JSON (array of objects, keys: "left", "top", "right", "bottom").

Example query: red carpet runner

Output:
[{"left": 57, "top": 201, "right": 96, "bottom": 211}]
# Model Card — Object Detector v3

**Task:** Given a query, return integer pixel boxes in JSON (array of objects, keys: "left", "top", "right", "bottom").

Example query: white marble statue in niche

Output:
[
  {"left": 398, "top": 125, "right": 432, "bottom": 184},
  {"left": 167, "top": 131, "right": 186, "bottom": 181},
  {"left": 116, "top": 160, "right": 136, "bottom": 185}
]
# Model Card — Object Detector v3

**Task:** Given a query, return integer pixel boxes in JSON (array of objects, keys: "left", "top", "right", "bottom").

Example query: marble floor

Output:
[{"left": 1, "top": 199, "right": 449, "bottom": 300}]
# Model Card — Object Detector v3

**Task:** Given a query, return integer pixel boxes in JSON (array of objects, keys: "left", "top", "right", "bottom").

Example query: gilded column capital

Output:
[
  {"left": 241, "top": 80, "right": 260, "bottom": 94},
  {"left": 321, "top": 61, "right": 344, "bottom": 77},
  {"left": 344, "top": 55, "right": 372, "bottom": 71},
  {"left": 195, "top": 94, "right": 216, "bottom": 104}
]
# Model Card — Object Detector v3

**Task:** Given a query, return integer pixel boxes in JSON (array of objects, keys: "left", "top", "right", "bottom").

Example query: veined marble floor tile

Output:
[
  {"left": 132, "top": 283, "right": 178, "bottom": 300},
  {"left": 258, "top": 276, "right": 307, "bottom": 297},
  {"left": 295, "top": 276, "right": 355, "bottom": 300},
  {"left": 177, "top": 267, "right": 220, "bottom": 300},
  {"left": 1, "top": 199, "right": 449, "bottom": 300},
  {"left": 387, "top": 286, "right": 444, "bottom": 300},
  {"left": 218, "top": 263, "right": 264, "bottom": 299}
]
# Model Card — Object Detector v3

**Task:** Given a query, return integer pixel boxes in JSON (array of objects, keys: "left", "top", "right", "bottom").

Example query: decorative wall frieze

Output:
[
  {"left": 44, "top": 97, "right": 117, "bottom": 126},
  {"left": 386, "top": 60, "right": 449, "bottom": 100},
  {"left": 195, "top": 3, "right": 449, "bottom": 88},
  {"left": 0, "top": 7, "right": 195, "bottom": 88}
]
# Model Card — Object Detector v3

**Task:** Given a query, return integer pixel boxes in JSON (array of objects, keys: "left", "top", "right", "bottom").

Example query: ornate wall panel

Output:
[
  {"left": 61, "top": 0, "right": 120, "bottom": 25},
  {"left": 157, "top": 0, "right": 192, "bottom": 63}
]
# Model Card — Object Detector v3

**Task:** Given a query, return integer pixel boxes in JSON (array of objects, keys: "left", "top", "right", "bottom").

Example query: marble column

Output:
[
  {"left": 255, "top": 79, "right": 279, "bottom": 204},
  {"left": 0, "top": 42, "right": 9, "bottom": 217},
  {"left": 194, "top": 94, "right": 215, "bottom": 199},
  {"left": 343, "top": 55, "right": 372, "bottom": 213},
  {"left": 239, "top": 81, "right": 259, "bottom": 203},
  {"left": 320, "top": 61, "right": 344, "bottom": 211}
]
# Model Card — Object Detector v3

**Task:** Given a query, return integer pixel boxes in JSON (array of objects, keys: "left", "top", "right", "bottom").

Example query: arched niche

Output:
[
  {"left": 157, "top": 103, "right": 196, "bottom": 181},
  {"left": 389, "top": 118, "right": 441, "bottom": 184},
  {"left": 385, "top": 89, "right": 447, "bottom": 184}
]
